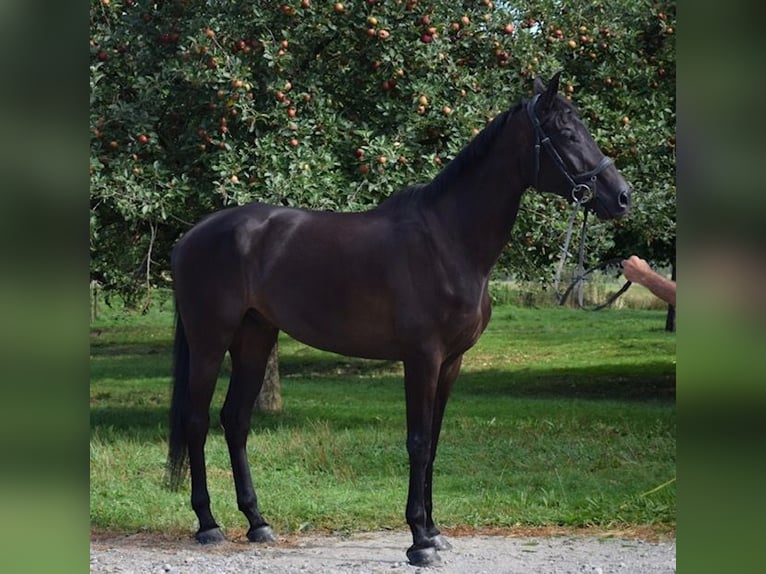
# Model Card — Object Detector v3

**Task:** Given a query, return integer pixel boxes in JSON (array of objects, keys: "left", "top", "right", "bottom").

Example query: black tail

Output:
[{"left": 167, "top": 309, "right": 190, "bottom": 491}]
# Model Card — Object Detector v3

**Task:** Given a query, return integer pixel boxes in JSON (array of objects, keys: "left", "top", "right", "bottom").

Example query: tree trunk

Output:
[
  {"left": 255, "top": 342, "right": 282, "bottom": 413},
  {"left": 665, "top": 262, "right": 676, "bottom": 332},
  {"left": 90, "top": 281, "right": 99, "bottom": 322}
]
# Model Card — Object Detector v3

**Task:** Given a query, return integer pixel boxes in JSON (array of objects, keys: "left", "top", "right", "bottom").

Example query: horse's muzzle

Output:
[{"left": 618, "top": 188, "right": 631, "bottom": 211}]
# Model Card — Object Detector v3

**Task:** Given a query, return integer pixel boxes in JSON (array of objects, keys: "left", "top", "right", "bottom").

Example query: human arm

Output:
[{"left": 622, "top": 256, "right": 676, "bottom": 307}]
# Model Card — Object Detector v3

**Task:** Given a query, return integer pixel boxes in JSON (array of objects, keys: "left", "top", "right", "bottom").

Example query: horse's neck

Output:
[{"left": 427, "top": 124, "right": 531, "bottom": 276}]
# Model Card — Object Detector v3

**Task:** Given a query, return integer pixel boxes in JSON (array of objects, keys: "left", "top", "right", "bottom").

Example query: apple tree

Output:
[{"left": 90, "top": 0, "right": 675, "bottom": 300}]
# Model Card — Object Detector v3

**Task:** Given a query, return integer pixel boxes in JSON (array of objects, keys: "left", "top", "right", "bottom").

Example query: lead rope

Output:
[
  {"left": 554, "top": 203, "right": 632, "bottom": 310},
  {"left": 575, "top": 208, "right": 589, "bottom": 307},
  {"left": 553, "top": 199, "right": 584, "bottom": 300}
]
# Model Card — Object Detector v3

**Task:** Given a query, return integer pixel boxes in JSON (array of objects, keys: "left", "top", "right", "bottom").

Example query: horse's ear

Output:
[{"left": 535, "top": 71, "right": 562, "bottom": 112}]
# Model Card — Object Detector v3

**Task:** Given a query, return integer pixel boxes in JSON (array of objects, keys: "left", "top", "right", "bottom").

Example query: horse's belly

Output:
[
  {"left": 260, "top": 295, "right": 401, "bottom": 361},
  {"left": 281, "top": 323, "right": 400, "bottom": 361}
]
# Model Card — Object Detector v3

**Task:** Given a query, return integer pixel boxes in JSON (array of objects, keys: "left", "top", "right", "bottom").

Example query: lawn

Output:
[{"left": 90, "top": 292, "right": 675, "bottom": 538}]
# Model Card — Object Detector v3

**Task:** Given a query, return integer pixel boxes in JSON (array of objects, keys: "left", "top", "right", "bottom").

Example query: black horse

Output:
[{"left": 167, "top": 73, "right": 630, "bottom": 566}]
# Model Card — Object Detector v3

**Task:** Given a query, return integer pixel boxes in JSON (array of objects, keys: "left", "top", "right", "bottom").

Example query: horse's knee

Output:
[{"left": 407, "top": 433, "right": 431, "bottom": 462}]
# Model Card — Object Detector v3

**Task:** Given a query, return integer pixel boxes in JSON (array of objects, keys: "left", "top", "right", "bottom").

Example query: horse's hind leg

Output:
[
  {"left": 221, "top": 312, "right": 279, "bottom": 543},
  {"left": 187, "top": 344, "right": 229, "bottom": 544}
]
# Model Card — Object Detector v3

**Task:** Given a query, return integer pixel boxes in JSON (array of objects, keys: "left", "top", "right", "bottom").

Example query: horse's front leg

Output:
[
  {"left": 403, "top": 353, "right": 442, "bottom": 567},
  {"left": 423, "top": 353, "right": 463, "bottom": 553}
]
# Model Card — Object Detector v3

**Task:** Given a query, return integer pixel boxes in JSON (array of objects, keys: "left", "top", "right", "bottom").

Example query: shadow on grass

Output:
[
  {"left": 91, "top": 361, "right": 674, "bottom": 442},
  {"left": 90, "top": 406, "right": 309, "bottom": 442},
  {"left": 460, "top": 363, "right": 676, "bottom": 402},
  {"left": 90, "top": 345, "right": 400, "bottom": 381}
]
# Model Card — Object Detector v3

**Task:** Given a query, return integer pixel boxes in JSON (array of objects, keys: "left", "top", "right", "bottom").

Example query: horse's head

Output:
[{"left": 527, "top": 72, "right": 631, "bottom": 220}]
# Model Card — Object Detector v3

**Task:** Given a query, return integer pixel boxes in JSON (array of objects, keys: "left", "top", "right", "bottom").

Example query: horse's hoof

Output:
[
  {"left": 196, "top": 527, "right": 226, "bottom": 545},
  {"left": 430, "top": 534, "right": 452, "bottom": 551},
  {"left": 407, "top": 545, "right": 442, "bottom": 567},
  {"left": 247, "top": 525, "right": 277, "bottom": 543}
]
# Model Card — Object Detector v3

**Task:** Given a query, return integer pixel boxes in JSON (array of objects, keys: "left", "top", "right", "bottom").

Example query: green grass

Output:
[{"left": 90, "top": 294, "right": 675, "bottom": 538}]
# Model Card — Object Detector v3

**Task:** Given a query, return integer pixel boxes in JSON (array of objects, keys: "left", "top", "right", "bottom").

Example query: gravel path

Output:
[{"left": 90, "top": 530, "right": 676, "bottom": 573}]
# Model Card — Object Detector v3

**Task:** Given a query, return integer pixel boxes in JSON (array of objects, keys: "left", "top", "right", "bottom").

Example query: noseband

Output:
[{"left": 526, "top": 94, "right": 613, "bottom": 204}]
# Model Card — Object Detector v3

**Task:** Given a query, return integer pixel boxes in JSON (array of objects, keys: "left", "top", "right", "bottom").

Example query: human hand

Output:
[{"left": 622, "top": 255, "right": 653, "bottom": 284}]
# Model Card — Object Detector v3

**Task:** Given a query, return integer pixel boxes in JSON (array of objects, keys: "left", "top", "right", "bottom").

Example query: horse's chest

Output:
[{"left": 440, "top": 289, "right": 490, "bottom": 350}]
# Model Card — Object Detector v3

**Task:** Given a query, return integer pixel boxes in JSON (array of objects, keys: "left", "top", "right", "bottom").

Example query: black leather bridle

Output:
[
  {"left": 526, "top": 93, "right": 613, "bottom": 204},
  {"left": 526, "top": 94, "right": 631, "bottom": 310}
]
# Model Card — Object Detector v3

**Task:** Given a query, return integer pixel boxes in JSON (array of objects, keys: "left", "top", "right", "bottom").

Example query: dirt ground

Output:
[{"left": 90, "top": 528, "right": 676, "bottom": 573}]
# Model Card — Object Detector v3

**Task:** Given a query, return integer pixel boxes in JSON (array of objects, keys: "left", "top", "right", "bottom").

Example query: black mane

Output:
[
  {"left": 429, "top": 103, "right": 521, "bottom": 192},
  {"left": 375, "top": 102, "right": 527, "bottom": 213},
  {"left": 377, "top": 102, "right": 524, "bottom": 213}
]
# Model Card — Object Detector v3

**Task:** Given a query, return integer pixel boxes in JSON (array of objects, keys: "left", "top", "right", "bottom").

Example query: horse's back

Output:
[{"left": 171, "top": 202, "right": 401, "bottom": 353}]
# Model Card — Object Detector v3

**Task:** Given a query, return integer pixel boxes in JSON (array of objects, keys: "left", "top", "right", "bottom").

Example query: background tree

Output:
[
  {"left": 90, "top": 0, "right": 675, "bottom": 303},
  {"left": 91, "top": 0, "right": 675, "bottom": 409}
]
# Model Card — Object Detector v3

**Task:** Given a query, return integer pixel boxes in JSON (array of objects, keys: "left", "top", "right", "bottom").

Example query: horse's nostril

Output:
[{"left": 618, "top": 189, "right": 631, "bottom": 208}]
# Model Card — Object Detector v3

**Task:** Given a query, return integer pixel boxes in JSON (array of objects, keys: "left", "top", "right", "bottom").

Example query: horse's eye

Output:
[{"left": 561, "top": 129, "right": 578, "bottom": 143}]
